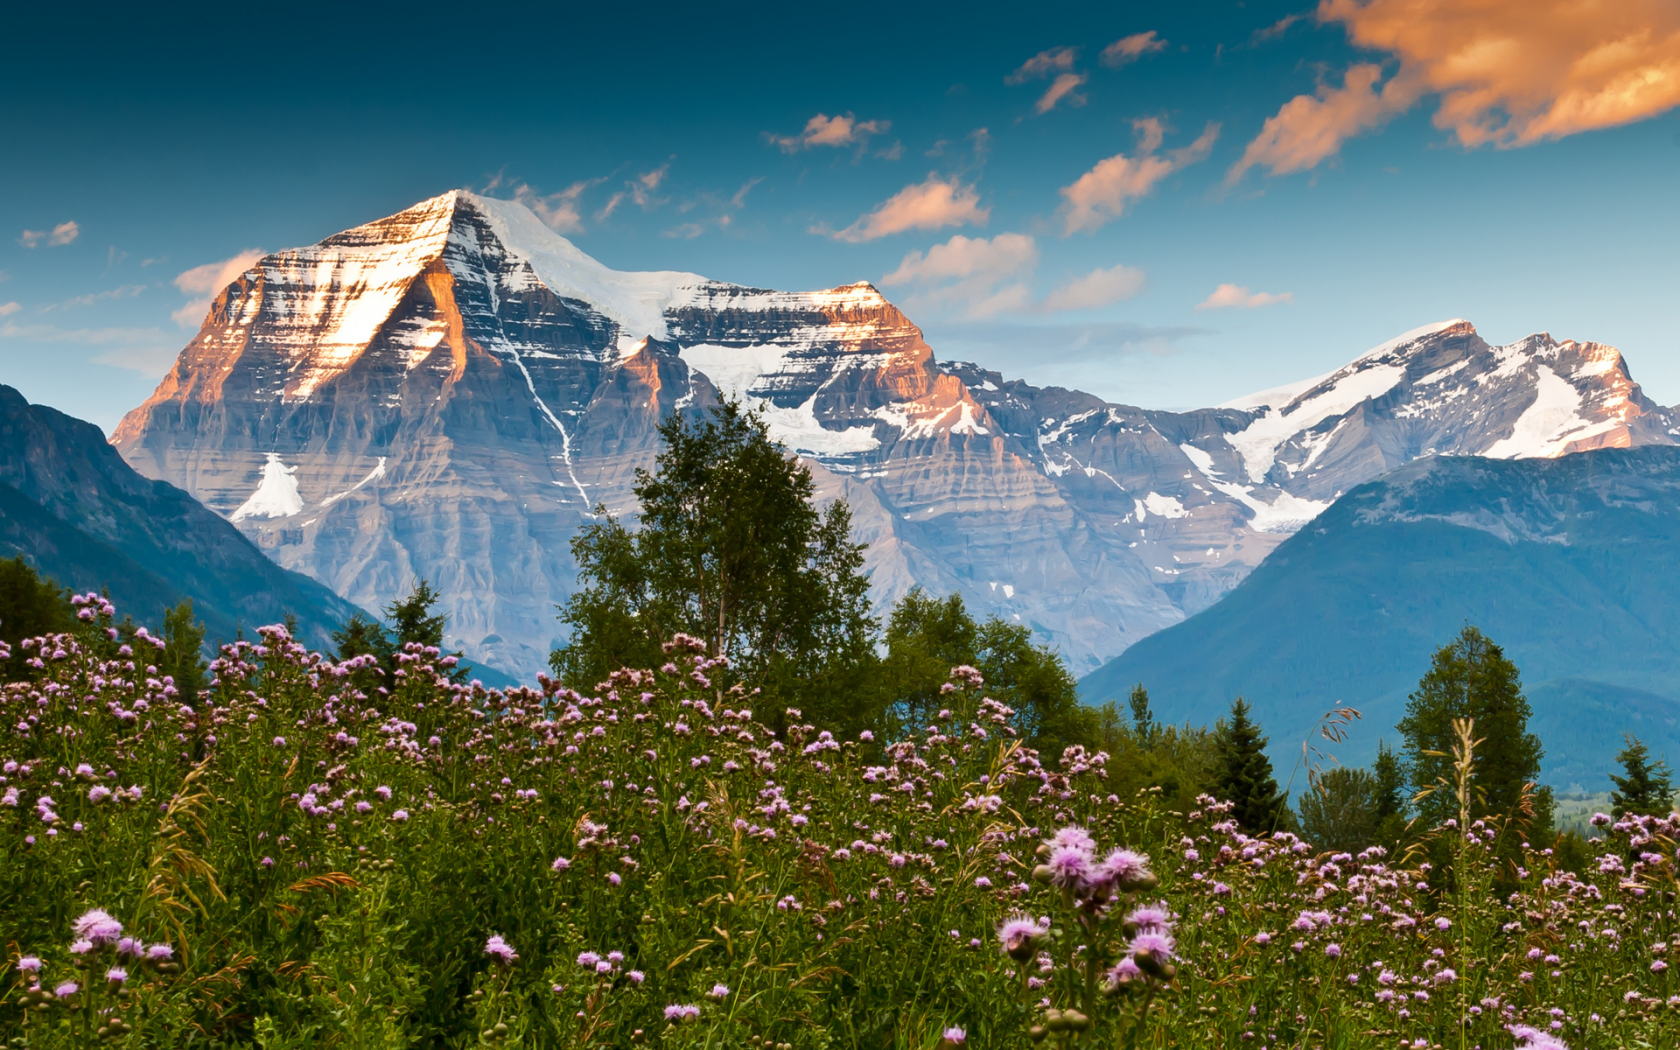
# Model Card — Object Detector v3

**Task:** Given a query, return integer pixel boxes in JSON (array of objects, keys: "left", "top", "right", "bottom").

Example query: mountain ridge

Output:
[{"left": 110, "top": 190, "right": 1679, "bottom": 681}]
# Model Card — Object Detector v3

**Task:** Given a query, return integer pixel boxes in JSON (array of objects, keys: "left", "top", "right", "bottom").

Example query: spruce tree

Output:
[
  {"left": 1129, "top": 684, "right": 1155, "bottom": 746},
  {"left": 1371, "top": 740, "right": 1409, "bottom": 847},
  {"left": 1397, "top": 625, "right": 1553, "bottom": 834},
  {"left": 1214, "top": 698, "right": 1288, "bottom": 833},
  {"left": 1610, "top": 735, "right": 1675, "bottom": 819},
  {"left": 1296, "top": 767, "right": 1380, "bottom": 852},
  {"left": 158, "top": 600, "right": 207, "bottom": 704},
  {"left": 0, "top": 556, "right": 74, "bottom": 679}
]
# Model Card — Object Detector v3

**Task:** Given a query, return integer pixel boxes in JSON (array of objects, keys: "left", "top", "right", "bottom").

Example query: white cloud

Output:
[
  {"left": 172, "top": 250, "right": 265, "bottom": 327},
  {"left": 43, "top": 285, "right": 146, "bottom": 312},
  {"left": 882, "top": 234, "right": 1146, "bottom": 318},
  {"left": 1059, "top": 119, "right": 1221, "bottom": 234},
  {"left": 1225, "top": 64, "right": 1416, "bottom": 183},
  {"left": 18, "top": 221, "right": 79, "bottom": 249},
  {"left": 1101, "top": 31, "right": 1167, "bottom": 68},
  {"left": 1195, "top": 283, "right": 1293, "bottom": 310},
  {"left": 1042, "top": 264, "right": 1147, "bottom": 311},
  {"left": 882, "top": 233, "right": 1037, "bottom": 317},
  {"left": 0, "top": 302, "right": 19, "bottom": 317},
  {"left": 827, "top": 175, "right": 990, "bottom": 242},
  {"left": 514, "top": 179, "right": 602, "bottom": 232},
  {"left": 767, "top": 112, "right": 891, "bottom": 153}
]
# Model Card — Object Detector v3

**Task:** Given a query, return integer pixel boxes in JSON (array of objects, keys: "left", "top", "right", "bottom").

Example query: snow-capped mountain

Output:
[{"left": 112, "top": 191, "right": 1678, "bottom": 680}]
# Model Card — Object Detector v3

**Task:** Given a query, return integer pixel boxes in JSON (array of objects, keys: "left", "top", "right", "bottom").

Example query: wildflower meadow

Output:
[{"left": 3, "top": 595, "right": 1677, "bottom": 1049}]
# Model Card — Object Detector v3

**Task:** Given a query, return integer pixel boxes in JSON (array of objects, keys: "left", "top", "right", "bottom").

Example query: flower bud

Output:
[{"left": 1031, "top": 864, "right": 1054, "bottom": 883}]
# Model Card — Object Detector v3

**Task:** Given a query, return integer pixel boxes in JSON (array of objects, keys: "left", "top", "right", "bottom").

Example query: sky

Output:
[{"left": 4, "top": 0, "right": 1679, "bottom": 432}]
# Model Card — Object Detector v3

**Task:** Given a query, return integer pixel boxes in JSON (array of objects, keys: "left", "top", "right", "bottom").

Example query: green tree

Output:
[
  {"left": 1397, "top": 625, "right": 1554, "bottom": 835},
  {"left": 0, "top": 556, "right": 75, "bottom": 678},
  {"left": 551, "top": 400, "right": 876, "bottom": 727},
  {"left": 876, "top": 588, "right": 1092, "bottom": 757},
  {"left": 158, "top": 600, "right": 208, "bottom": 704},
  {"left": 1213, "top": 698, "right": 1289, "bottom": 834},
  {"left": 1372, "top": 740, "right": 1410, "bottom": 848},
  {"left": 1128, "top": 684, "right": 1155, "bottom": 746},
  {"left": 1609, "top": 735, "right": 1674, "bottom": 819},
  {"left": 1297, "top": 766, "right": 1381, "bottom": 853}
]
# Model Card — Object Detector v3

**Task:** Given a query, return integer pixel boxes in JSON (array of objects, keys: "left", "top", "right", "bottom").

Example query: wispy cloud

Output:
[
  {"left": 767, "top": 112, "right": 890, "bottom": 153},
  {"left": 43, "top": 285, "right": 147, "bottom": 312},
  {"left": 512, "top": 179, "right": 604, "bottom": 233},
  {"left": 882, "top": 233, "right": 1146, "bottom": 318},
  {"left": 1007, "top": 47, "right": 1089, "bottom": 114},
  {"left": 599, "top": 165, "right": 671, "bottom": 221},
  {"left": 1248, "top": 13, "right": 1305, "bottom": 45},
  {"left": 1059, "top": 119, "right": 1221, "bottom": 234},
  {"left": 172, "top": 250, "right": 265, "bottom": 327},
  {"left": 19, "top": 221, "right": 80, "bottom": 248},
  {"left": 1232, "top": 0, "right": 1680, "bottom": 182},
  {"left": 662, "top": 177, "right": 763, "bottom": 239},
  {"left": 1042, "top": 264, "right": 1147, "bottom": 311},
  {"left": 1100, "top": 31, "right": 1167, "bottom": 68},
  {"left": 825, "top": 175, "right": 990, "bottom": 242},
  {"left": 1195, "top": 283, "right": 1293, "bottom": 310},
  {"left": 0, "top": 302, "right": 19, "bottom": 317},
  {"left": 0, "top": 319, "right": 179, "bottom": 375}
]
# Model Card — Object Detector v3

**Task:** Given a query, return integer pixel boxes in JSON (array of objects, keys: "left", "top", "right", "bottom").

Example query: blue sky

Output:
[{"left": 4, "top": 0, "right": 1679, "bottom": 431}]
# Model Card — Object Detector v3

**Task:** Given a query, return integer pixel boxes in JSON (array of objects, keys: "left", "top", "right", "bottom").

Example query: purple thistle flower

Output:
[
  {"left": 607, "top": 872, "right": 622, "bottom": 886},
  {"left": 1101, "top": 848, "right": 1153, "bottom": 889},
  {"left": 115, "top": 937, "right": 144, "bottom": 958},
  {"left": 18, "top": 956, "right": 41, "bottom": 973},
  {"left": 942, "top": 1026, "right": 967, "bottom": 1045},
  {"left": 54, "top": 981, "right": 79, "bottom": 999},
  {"left": 73, "top": 908, "right": 123, "bottom": 946},
  {"left": 1047, "top": 825, "right": 1096, "bottom": 853},
  {"left": 997, "top": 914, "right": 1048, "bottom": 959},
  {"left": 1509, "top": 1025, "right": 1570, "bottom": 1050},
  {"left": 664, "top": 1003, "right": 701, "bottom": 1023},
  {"left": 1045, "top": 844, "right": 1091, "bottom": 890},
  {"left": 484, "top": 935, "right": 518, "bottom": 966},
  {"left": 577, "top": 951, "right": 602, "bottom": 968},
  {"left": 551, "top": 856, "right": 571, "bottom": 871},
  {"left": 390, "top": 810, "right": 409, "bottom": 822},
  {"left": 69, "top": 939, "right": 95, "bottom": 955},
  {"left": 706, "top": 983, "right": 730, "bottom": 999},
  {"left": 105, "top": 967, "right": 128, "bottom": 985},
  {"left": 627, "top": 970, "right": 645, "bottom": 984},
  {"left": 1105, "top": 956, "right": 1144, "bottom": 990},
  {"left": 145, "top": 944, "right": 174, "bottom": 962},
  {"left": 1129, "top": 930, "right": 1175, "bottom": 972},
  {"left": 1125, "top": 903, "right": 1173, "bottom": 934},
  {"left": 87, "top": 785, "right": 111, "bottom": 803}
]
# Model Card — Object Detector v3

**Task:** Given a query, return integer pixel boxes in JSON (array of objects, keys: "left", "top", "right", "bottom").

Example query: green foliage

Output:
[
  {"left": 1371, "top": 740, "right": 1409, "bottom": 848},
  {"left": 1609, "top": 734, "right": 1675, "bottom": 819},
  {"left": 1397, "top": 625, "right": 1554, "bottom": 837},
  {"left": 1213, "top": 698, "right": 1288, "bottom": 834},
  {"left": 158, "top": 600, "right": 209, "bottom": 705},
  {"left": 551, "top": 400, "right": 875, "bottom": 727},
  {"left": 1296, "top": 766, "right": 1380, "bottom": 853},
  {"left": 876, "top": 588, "right": 1093, "bottom": 757},
  {"left": 0, "top": 555, "right": 75, "bottom": 678},
  {"left": 1127, "top": 683, "right": 1155, "bottom": 745}
]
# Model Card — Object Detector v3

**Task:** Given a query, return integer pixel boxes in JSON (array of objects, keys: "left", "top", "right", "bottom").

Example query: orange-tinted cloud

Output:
[
  {"left": 172, "top": 250, "right": 265, "bottom": 326},
  {"left": 1042, "top": 264, "right": 1147, "bottom": 311},
  {"left": 1006, "top": 47, "right": 1079, "bottom": 85},
  {"left": 1101, "top": 31, "right": 1167, "bottom": 68},
  {"left": 1036, "top": 73, "right": 1089, "bottom": 114},
  {"left": 767, "top": 112, "right": 891, "bottom": 153},
  {"left": 1059, "top": 119, "right": 1220, "bottom": 234},
  {"left": 1226, "top": 63, "right": 1419, "bottom": 182},
  {"left": 882, "top": 232, "right": 1037, "bottom": 317},
  {"left": 18, "top": 221, "right": 79, "bottom": 248},
  {"left": 828, "top": 176, "right": 989, "bottom": 242},
  {"left": 1233, "top": 0, "right": 1680, "bottom": 180},
  {"left": 1195, "top": 283, "right": 1293, "bottom": 310}
]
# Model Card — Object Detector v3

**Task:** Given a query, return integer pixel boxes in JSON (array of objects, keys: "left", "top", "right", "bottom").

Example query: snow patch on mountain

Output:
[
  {"left": 1481, "top": 365, "right": 1623, "bottom": 458},
  {"left": 1224, "top": 364, "right": 1406, "bottom": 483},
  {"left": 679, "top": 343, "right": 880, "bottom": 456},
  {"left": 1134, "top": 493, "right": 1188, "bottom": 520},
  {"left": 231, "top": 454, "right": 304, "bottom": 521},
  {"left": 468, "top": 192, "right": 704, "bottom": 342}
]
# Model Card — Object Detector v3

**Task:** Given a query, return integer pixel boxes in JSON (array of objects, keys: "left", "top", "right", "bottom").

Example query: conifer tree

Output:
[
  {"left": 1372, "top": 740, "right": 1409, "bottom": 846},
  {"left": 1214, "top": 698, "right": 1288, "bottom": 833},
  {"left": 158, "top": 600, "right": 208, "bottom": 704},
  {"left": 1397, "top": 625, "right": 1553, "bottom": 834},
  {"left": 1297, "top": 766, "right": 1380, "bottom": 852},
  {"left": 1610, "top": 735, "right": 1675, "bottom": 819},
  {"left": 0, "top": 556, "right": 74, "bottom": 679},
  {"left": 1129, "top": 684, "right": 1156, "bottom": 746}
]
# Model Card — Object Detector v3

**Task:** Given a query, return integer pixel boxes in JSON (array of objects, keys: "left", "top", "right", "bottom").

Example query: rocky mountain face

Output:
[
  {"left": 0, "top": 384, "right": 360, "bottom": 649},
  {"left": 1082, "top": 446, "right": 1680, "bottom": 788},
  {"left": 112, "top": 191, "right": 1678, "bottom": 681}
]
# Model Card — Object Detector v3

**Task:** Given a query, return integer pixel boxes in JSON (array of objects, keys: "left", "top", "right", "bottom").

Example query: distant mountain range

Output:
[
  {"left": 1083, "top": 447, "right": 1680, "bottom": 789},
  {"left": 0, "top": 383, "right": 361, "bottom": 649},
  {"left": 108, "top": 191, "right": 1680, "bottom": 683}
]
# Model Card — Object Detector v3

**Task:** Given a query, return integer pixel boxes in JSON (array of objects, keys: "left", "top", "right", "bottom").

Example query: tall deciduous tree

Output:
[
  {"left": 1610, "top": 735, "right": 1675, "bottom": 819},
  {"left": 552, "top": 401, "right": 875, "bottom": 727},
  {"left": 0, "top": 556, "right": 74, "bottom": 679},
  {"left": 1397, "top": 625, "right": 1553, "bottom": 834},
  {"left": 1214, "top": 698, "right": 1288, "bottom": 833}
]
